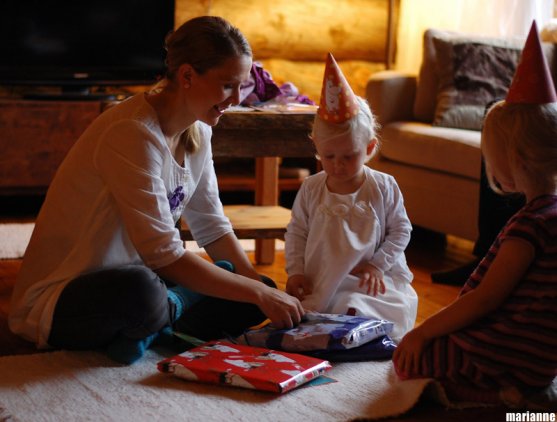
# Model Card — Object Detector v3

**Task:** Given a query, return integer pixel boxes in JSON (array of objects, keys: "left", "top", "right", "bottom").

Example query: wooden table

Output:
[{"left": 183, "top": 110, "right": 316, "bottom": 264}]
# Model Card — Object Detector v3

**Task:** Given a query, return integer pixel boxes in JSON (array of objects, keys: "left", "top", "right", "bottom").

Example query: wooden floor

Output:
[
  {"left": 0, "top": 223, "right": 516, "bottom": 420},
  {"left": 0, "top": 224, "right": 470, "bottom": 327}
]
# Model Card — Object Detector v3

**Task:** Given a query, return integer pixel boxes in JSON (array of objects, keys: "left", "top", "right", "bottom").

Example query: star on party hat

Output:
[
  {"left": 506, "top": 20, "right": 557, "bottom": 104},
  {"left": 317, "top": 53, "right": 360, "bottom": 122}
]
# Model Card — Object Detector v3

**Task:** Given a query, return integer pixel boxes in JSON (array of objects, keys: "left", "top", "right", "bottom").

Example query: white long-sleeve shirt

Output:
[{"left": 9, "top": 93, "right": 232, "bottom": 347}]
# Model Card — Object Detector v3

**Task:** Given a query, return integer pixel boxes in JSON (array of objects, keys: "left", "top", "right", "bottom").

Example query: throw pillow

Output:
[
  {"left": 413, "top": 29, "right": 525, "bottom": 125},
  {"left": 433, "top": 38, "right": 522, "bottom": 130},
  {"left": 413, "top": 29, "right": 455, "bottom": 123}
]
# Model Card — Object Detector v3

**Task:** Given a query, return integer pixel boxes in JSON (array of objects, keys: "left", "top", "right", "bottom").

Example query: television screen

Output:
[{"left": 0, "top": 0, "right": 175, "bottom": 90}]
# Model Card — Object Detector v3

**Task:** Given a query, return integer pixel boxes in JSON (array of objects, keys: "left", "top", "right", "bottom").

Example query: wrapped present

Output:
[
  {"left": 307, "top": 335, "right": 397, "bottom": 362},
  {"left": 239, "top": 312, "right": 394, "bottom": 353},
  {"left": 157, "top": 340, "right": 331, "bottom": 394}
]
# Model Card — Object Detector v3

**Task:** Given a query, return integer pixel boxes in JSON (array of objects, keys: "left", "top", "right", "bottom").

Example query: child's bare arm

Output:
[
  {"left": 394, "top": 238, "right": 534, "bottom": 376},
  {"left": 420, "top": 238, "right": 533, "bottom": 337}
]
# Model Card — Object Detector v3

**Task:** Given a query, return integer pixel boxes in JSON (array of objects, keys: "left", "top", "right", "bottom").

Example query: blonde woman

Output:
[{"left": 10, "top": 16, "right": 303, "bottom": 364}]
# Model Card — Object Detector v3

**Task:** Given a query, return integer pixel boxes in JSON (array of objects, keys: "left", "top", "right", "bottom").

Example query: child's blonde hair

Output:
[
  {"left": 482, "top": 100, "right": 557, "bottom": 194},
  {"left": 311, "top": 96, "right": 380, "bottom": 160}
]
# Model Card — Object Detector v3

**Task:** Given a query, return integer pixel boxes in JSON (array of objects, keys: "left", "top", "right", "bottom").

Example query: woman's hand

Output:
[
  {"left": 392, "top": 326, "right": 430, "bottom": 379},
  {"left": 157, "top": 249, "right": 304, "bottom": 329},
  {"left": 286, "top": 274, "right": 312, "bottom": 300},
  {"left": 350, "top": 263, "right": 386, "bottom": 296},
  {"left": 256, "top": 285, "right": 305, "bottom": 329}
]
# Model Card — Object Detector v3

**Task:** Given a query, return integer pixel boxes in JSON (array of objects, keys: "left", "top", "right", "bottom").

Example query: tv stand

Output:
[
  {"left": 23, "top": 92, "right": 119, "bottom": 101},
  {"left": 0, "top": 98, "right": 105, "bottom": 193},
  {"left": 22, "top": 85, "right": 127, "bottom": 102}
]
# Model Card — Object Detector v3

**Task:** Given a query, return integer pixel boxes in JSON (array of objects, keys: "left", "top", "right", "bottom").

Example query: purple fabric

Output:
[
  {"left": 240, "top": 62, "right": 315, "bottom": 106},
  {"left": 240, "top": 62, "right": 280, "bottom": 105},
  {"left": 252, "top": 62, "right": 281, "bottom": 101},
  {"left": 168, "top": 186, "right": 185, "bottom": 212}
]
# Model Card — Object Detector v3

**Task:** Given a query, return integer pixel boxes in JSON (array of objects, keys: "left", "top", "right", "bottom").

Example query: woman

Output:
[{"left": 9, "top": 16, "right": 303, "bottom": 364}]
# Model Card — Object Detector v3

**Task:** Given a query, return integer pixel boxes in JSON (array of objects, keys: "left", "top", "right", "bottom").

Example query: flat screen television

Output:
[{"left": 0, "top": 0, "right": 175, "bottom": 97}]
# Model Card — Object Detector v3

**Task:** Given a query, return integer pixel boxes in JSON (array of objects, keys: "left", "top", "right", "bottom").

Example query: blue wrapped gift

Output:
[{"left": 239, "top": 312, "right": 394, "bottom": 353}]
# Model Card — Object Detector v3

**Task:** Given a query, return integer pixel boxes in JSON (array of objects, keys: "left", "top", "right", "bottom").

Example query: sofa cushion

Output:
[
  {"left": 380, "top": 122, "right": 481, "bottom": 180},
  {"left": 433, "top": 39, "right": 521, "bottom": 130},
  {"left": 413, "top": 29, "right": 524, "bottom": 124}
]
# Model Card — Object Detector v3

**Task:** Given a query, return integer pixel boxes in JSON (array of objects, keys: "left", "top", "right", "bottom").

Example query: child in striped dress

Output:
[{"left": 393, "top": 21, "right": 557, "bottom": 405}]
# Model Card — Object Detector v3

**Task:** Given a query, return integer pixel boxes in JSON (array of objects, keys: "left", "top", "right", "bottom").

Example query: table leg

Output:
[{"left": 254, "top": 157, "right": 279, "bottom": 264}]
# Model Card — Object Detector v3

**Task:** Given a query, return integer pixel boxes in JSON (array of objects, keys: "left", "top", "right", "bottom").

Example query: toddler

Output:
[{"left": 285, "top": 53, "right": 418, "bottom": 341}]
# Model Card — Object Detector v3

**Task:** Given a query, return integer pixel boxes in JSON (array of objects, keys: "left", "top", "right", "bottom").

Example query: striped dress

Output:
[{"left": 417, "top": 194, "right": 557, "bottom": 392}]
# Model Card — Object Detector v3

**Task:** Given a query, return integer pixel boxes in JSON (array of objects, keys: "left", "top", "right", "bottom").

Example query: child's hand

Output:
[
  {"left": 350, "top": 263, "right": 386, "bottom": 296},
  {"left": 392, "top": 327, "right": 430, "bottom": 379},
  {"left": 286, "top": 274, "right": 312, "bottom": 301}
]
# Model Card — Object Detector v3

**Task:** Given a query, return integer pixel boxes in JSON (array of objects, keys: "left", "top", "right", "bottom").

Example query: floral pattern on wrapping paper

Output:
[{"left": 168, "top": 186, "right": 185, "bottom": 212}]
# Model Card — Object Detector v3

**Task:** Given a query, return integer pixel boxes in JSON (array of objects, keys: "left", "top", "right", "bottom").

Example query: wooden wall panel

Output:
[
  {"left": 175, "top": 0, "right": 398, "bottom": 101},
  {"left": 176, "top": 0, "right": 392, "bottom": 61}
]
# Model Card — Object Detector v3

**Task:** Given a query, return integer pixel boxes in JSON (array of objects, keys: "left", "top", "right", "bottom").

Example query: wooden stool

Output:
[{"left": 180, "top": 205, "right": 292, "bottom": 263}]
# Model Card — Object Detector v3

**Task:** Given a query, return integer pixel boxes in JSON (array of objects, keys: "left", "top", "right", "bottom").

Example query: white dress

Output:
[{"left": 285, "top": 167, "right": 417, "bottom": 341}]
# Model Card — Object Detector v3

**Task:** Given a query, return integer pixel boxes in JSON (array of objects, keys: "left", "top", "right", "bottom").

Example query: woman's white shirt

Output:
[{"left": 9, "top": 94, "right": 232, "bottom": 347}]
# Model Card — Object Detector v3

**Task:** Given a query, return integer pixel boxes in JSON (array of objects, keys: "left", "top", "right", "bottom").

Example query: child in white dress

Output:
[{"left": 285, "top": 53, "right": 417, "bottom": 341}]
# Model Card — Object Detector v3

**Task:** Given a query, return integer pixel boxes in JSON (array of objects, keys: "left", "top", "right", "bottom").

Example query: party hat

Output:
[
  {"left": 317, "top": 53, "right": 360, "bottom": 122},
  {"left": 506, "top": 20, "right": 557, "bottom": 104}
]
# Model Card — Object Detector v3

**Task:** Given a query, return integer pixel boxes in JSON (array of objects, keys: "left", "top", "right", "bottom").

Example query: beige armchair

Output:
[
  {"left": 366, "top": 67, "right": 481, "bottom": 241},
  {"left": 365, "top": 29, "right": 556, "bottom": 241}
]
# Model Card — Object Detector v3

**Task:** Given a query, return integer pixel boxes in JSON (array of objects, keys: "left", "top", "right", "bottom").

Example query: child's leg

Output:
[{"left": 397, "top": 336, "right": 503, "bottom": 404}]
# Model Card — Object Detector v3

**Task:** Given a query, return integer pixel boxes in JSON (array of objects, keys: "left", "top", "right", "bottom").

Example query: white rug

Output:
[
  {"left": 0, "top": 349, "right": 436, "bottom": 422},
  {"left": 0, "top": 223, "right": 34, "bottom": 260},
  {"left": 0, "top": 223, "right": 284, "bottom": 260}
]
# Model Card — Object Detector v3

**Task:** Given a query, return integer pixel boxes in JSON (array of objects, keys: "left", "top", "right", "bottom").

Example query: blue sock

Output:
[
  {"left": 106, "top": 331, "right": 158, "bottom": 365},
  {"left": 166, "top": 260, "right": 234, "bottom": 333},
  {"left": 106, "top": 326, "right": 175, "bottom": 365},
  {"left": 214, "top": 260, "right": 235, "bottom": 273},
  {"left": 167, "top": 260, "right": 234, "bottom": 321},
  {"left": 167, "top": 289, "right": 185, "bottom": 322},
  {"left": 168, "top": 285, "right": 204, "bottom": 318}
]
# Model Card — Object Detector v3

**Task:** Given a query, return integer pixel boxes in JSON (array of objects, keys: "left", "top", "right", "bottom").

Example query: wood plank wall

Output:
[{"left": 174, "top": 0, "right": 399, "bottom": 101}]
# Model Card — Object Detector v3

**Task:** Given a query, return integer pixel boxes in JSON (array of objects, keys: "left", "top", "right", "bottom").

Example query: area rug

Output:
[
  {"left": 0, "top": 348, "right": 436, "bottom": 421},
  {"left": 0, "top": 223, "right": 284, "bottom": 260},
  {"left": 0, "top": 223, "right": 34, "bottom": 260}
]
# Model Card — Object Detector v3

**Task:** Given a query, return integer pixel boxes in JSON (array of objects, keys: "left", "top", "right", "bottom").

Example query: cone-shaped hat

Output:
[
  {"left": 317, "top": 53, "right": 360, "bottom": 122},
  {"left": 506, "top": 20, "right": 557, "bottom": 104}
]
